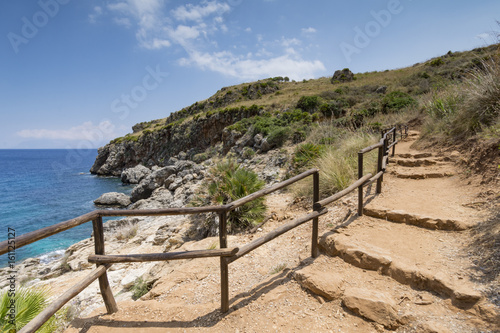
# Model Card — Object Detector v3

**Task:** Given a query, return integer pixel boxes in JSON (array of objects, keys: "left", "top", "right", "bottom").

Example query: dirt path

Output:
[{"left": 64, "top": 132, "right": 499, "bottom": 333}]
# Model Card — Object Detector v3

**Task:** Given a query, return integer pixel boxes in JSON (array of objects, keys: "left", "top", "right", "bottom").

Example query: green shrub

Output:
[
  {"left": 268, "top": 126, "right": 292, "bottom": 147},
  {"left": 424, "top": 58, "right": 500, "bottom": 139},
  {"left": 296, "top": 95, "right": 321, "bottom": 112},
  {"left": 319, "top": 100, "right": 347, "bottom": 118},
  {"left": 241, "top": 147, "right": 256, "bottom": 159},
  {"left": 293, "top": 143, "right": 324, "bottom": 170},
  {"left": 197, "top": 160, "right": 266, "bottom": 230},
  {"left": 430, "top": 58, "right": 444, "bottom": 67},
  {"left": 282, "top": 109, "right": 312, "bottom": 124},
  {"left": 381, "top": 91, "right": 417, "bottom": 113},
  {"left": 193, "top": 152, "right": 209, "bottom": 163},
  {"left": 0, "top": 287, "right": 58, "bottom": 332}
]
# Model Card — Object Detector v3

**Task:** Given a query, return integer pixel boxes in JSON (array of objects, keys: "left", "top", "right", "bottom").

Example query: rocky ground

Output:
[{"left": 3, "top": 132, "right": 499, "bottom": 332}]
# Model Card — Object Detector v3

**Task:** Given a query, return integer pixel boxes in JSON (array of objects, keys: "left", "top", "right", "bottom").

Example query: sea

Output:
[{"left": 0, "top": 149, "right": 132, "bottom": 267}]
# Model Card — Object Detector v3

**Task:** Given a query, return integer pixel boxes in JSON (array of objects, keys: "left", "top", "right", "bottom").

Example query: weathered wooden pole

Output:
[
  {"left": 392, "top": 127, "right": 397, "bottom": 156},
  {"left": 376, "top": 143, "right": 384, "bottom": 194},
  {"left": 92, "top": 216, "right": 118, "bottom": 314},
  {"left": 358, "top": 152, "right": 364, "bottom": 216},
  {"left": 219, "top": 211, "right": 229, "bottom": 312},
  {"left": 311, "top": 172, "right": 320, "bottom": 258}
]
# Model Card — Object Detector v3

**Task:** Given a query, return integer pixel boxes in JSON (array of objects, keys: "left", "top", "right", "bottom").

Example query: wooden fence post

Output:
[
  {"left": 376, "top": 144, "right": 384, "bottom": 194},
  {"left": 92, "top": 216, "right": 118, "bottom": 314},
  {"left": 311, "top": 172, "right": 320, "bottom": 258},
  {"left": 392, "top": 128, "right": 397, "bottom": 157},
  {"left": 219, "top": 211, "right": 229, "bottom": 313},
  {"left": 358, "top": 152, "right": 364, "bottom": 216}
]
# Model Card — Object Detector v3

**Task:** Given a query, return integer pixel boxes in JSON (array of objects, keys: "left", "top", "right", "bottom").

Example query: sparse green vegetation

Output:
[
  {"left": 130, "top": 277, "right": 152, "bottom": 300},
  {"left": 381, "top": 91, "right": 417, "bottom": 113},
  {"left": 423, "top": 56, "right": 500, "bottom": 140},
  {"left": 296, "top": 95, "right": 321, "bottom": 113},
  {"left": 430, "top": 58, "right": 445, "bottom": 67},
  {"left": 194, "top": 160, "right": 266, "bottom": 230},
  {"left": 0, "top": 287, "right": 59, "bottom": 332},
  {"left": 293, "top": 143, "right": 325, "bottom": 170},
  {"left": 269, "top": 263, "right": 287, "bottom": 275},
  {"left": 115, "top": 223, "right": 138, "bottom": 241}
]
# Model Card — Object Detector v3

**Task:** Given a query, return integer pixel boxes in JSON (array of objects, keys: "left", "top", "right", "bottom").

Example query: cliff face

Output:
[{"left": 90, "top": 106, "right": 261, "bottom": 176}]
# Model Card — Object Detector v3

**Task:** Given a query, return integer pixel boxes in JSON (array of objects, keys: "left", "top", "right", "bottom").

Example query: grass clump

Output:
[
  {"left": 130, "top": 277, "right": 152, "bottom": 300},
  {"left": 115, "top": 223, "right": 138, "bottom": 241},
  {"left": 293, "top": 143, "right": 325, "bottom": 170},
  {"left": 195, "top": 159, "right": 266, "bottom": 230},
  {"left": 269, "top": 263, "right": 287, "bottom": 275},
  {"left": 292, "top": 131, "right": 377, "bottom": 198},
  {"left": 0, "top": 287, "right": 58, "bottom": 332},
  {"left": 423, "top": 56, "right": 500, "bottom": 140}
]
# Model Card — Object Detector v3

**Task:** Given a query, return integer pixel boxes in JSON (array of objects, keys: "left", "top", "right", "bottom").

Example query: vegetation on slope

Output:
[
  {"left": 193, "top": 159, "right": 266, "bottom": 231},
  {"left": 104, "top": 43, "right": 499, "bottom": 201}
]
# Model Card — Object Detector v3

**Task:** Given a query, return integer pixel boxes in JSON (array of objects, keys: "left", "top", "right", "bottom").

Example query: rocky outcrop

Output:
[
  {"left": 90, "top": 106, "right": 262, "bottom": 176},
  {"left": 130, "top": 160, "right": 204, "bottom": 203},
  {"left": 121, "top": 165, "right": 151, "bottom": 184},
  {"left": 94, "top": 192, "right": 131, "bottom": 207},
  {"left": 331, "top": 68, "right": 354, "bottom": 83}
]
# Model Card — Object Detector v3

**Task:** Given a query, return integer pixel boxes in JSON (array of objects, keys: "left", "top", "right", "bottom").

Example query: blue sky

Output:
[{"left": 0, "top": 0, "right": 498, "bottom": 149}]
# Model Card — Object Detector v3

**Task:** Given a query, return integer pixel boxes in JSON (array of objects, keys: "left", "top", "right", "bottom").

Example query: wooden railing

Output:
[{"left": 0, "top": 125, "right": 407, "bottom": 333}]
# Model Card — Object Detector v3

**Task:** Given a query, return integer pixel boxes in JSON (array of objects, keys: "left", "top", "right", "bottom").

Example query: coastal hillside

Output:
[
  {"left": 2, "top": 44, "right": 498, "bottom": 333},
  {"left": 90, "top": 44, "right": 500, "bottom": 179}
]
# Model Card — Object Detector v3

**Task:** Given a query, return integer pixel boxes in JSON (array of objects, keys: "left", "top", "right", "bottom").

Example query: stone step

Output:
[
  {"left": 292, "top": 256, "right": 496, "bottom": 331},
  {"left": 390, "top": 170, "right": 455, "bottom": 179},
  {"left": 392, "top": 157, "right": 442, "bottom": 167},
  {"left": 363, "top": 207, "right": 471, "bottom": 231},
  {"left": 397, "top": 152, "right": 433, "bottom": 159},
  {"left": 319, "top": 232, "right": 482, "bottom": 309}
]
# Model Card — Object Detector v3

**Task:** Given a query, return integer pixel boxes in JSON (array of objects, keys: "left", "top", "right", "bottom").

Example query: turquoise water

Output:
[{"left": 0, "top": 149, "right": 132, "bottom": 266}]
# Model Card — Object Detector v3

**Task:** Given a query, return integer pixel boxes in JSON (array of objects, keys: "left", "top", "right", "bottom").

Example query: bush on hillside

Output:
[
  {"left": 194, "top": 160, "right": 266, "bottom": 231},
  {"left": 296, "top": 95, "right": 321, "bottom": 113},
  {"left": 381, "top": 91, "right": 417, "bottom": 113},
  {"left": 424, "top": 56, "right": 500, "bottom": 139}
]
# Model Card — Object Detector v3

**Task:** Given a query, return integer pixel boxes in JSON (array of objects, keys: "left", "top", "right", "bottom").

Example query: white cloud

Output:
[
  {"left": 169, "top": 25, "right": 200, "bottom": 44},
  {"left": 17, "top": 121, "right": 118, "bottom": 142},
  {"left": 89, "top": 6, "right": 103, "bottom": 23},
  {"left": 100, "top": 0, "right": 326, "bottom": 80},
  {"left": 281, "top": 37, "right": 301, "bottom": 47},
  {"left": 302, "top": 27, "right": 317, "bottom": 34},
  {"left": 180, "top": 50, "right": 325, "bottom": 81},
  {"left": 172, "top": 1, "right": 230, "bottom": 22},
  {"left": 113, "top": 17, "right": 132, "bottom": 27}
]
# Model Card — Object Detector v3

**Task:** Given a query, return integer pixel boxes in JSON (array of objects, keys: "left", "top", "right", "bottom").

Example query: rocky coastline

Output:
[{"left": 1, "top": 146, "right": 290, "bottom": 320}]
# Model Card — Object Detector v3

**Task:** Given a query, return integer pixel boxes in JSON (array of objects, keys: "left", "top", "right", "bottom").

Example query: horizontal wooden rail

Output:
[
  {"left": 98, "top": 205, "right": 228, "bottom": 217},
  {"left": 362, "top": 171, "right": 384, "bottom": 188},
  {"left": 226, "top": 168, "right": 319, "bottom": 211},
  {"left": 227, "top": 209, "right": 327, "bottom": 263},
  {"left": 88, "top": 248, "right": 239, "bottom": 264},
  {"left": 0, "top": 211, "right": 99, "bottom": 256},
  {"left": 359, "top": 141, "right": 383, "bottom": 154},
  {"left": 314, "top": 173, "right": 372, "bottom": 210},
  {"left": 387, "top": 139, "right": 398, "bottom": 150},
  {"left": 19, "top": 264, "right": 111, "bottom": 333}
]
